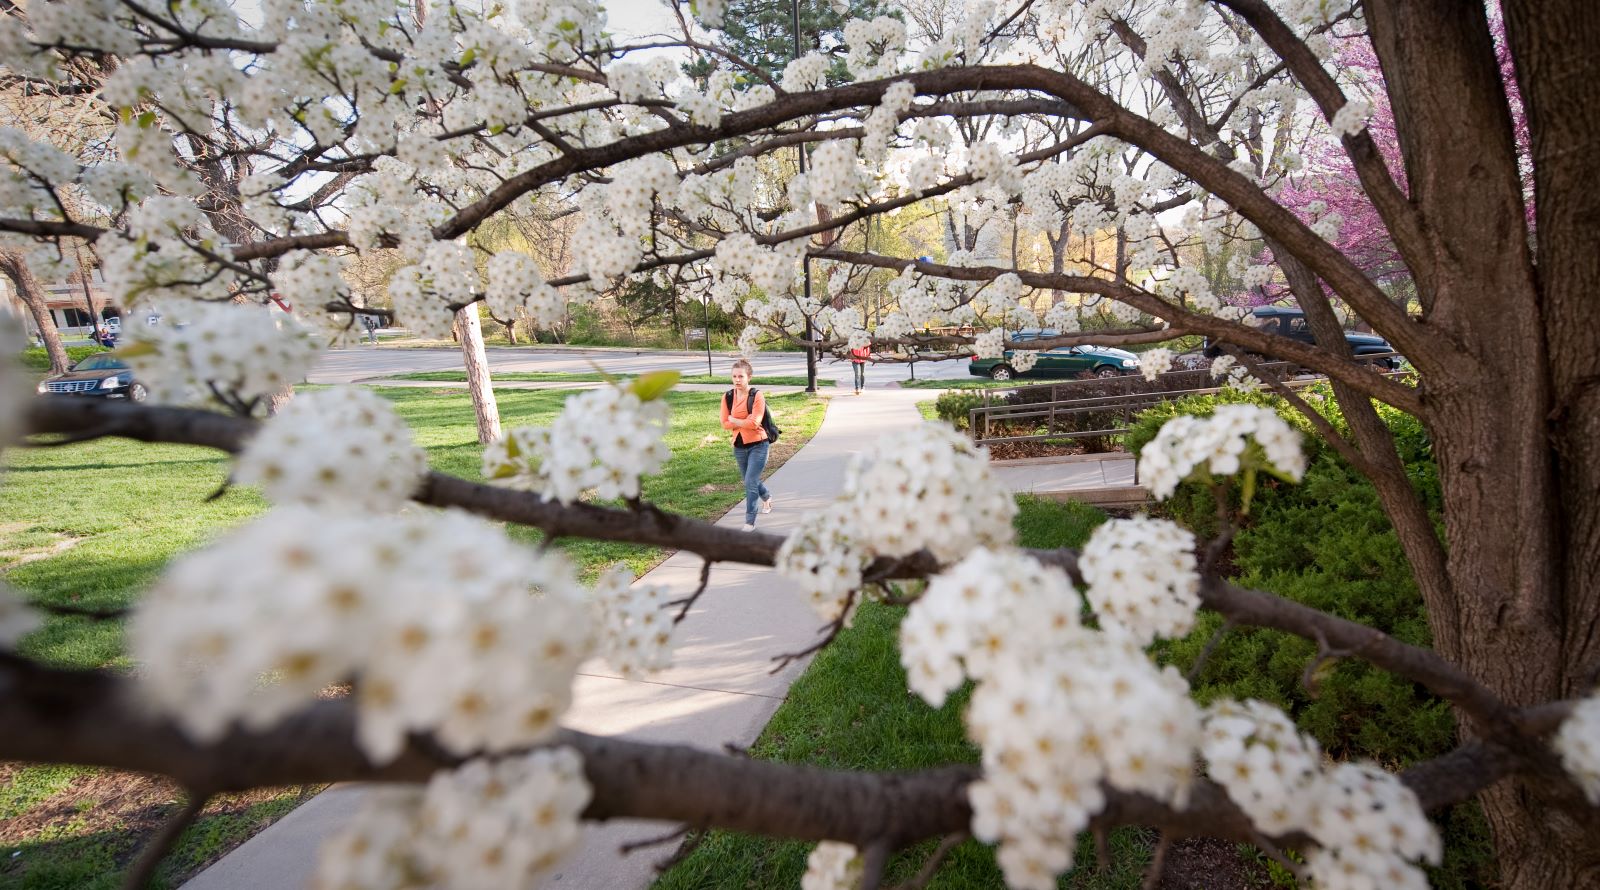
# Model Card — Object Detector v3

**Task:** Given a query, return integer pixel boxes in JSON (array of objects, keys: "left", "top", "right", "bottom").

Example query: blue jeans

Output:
[
  {"left": 852, "top": 363, "right": 866, "bottom": 390},
  {"left": 734, "top": 441, "right": 771, "bottom": 525}
]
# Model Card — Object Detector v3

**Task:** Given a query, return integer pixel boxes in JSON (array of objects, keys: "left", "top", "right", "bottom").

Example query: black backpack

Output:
[{"left": 725, "top": 388, "right": 781, "bottom": 445}]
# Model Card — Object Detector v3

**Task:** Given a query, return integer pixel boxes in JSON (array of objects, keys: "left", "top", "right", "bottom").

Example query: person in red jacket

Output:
[
  {"left": 720, "top": 359, "right": 773, "bottom": 531},
  {"left": 849, "top": 342, "right": 871, "bottom": 394}
]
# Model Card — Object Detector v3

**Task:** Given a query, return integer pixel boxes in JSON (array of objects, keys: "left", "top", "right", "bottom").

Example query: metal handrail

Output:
[{"left": 967, "top": 356, "right": 1411, "bottom": 446}]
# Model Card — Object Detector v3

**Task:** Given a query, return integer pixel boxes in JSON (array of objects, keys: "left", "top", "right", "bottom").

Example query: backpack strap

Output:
[
  {"left": 724, "top": 389, "right": 734, "bottom": 412},
  {"left": 746, "top": 388, "right": 759, "bottom": 416}
]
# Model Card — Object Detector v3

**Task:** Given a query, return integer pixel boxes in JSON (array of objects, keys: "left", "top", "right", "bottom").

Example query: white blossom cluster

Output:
[
  {"left": 1304, "top": 762, "right": 1442, "bottom": 888},
  {"left": 1010, "top": 350, "right": 1039, "bottom": 373},
  {"left": 1330, "top": 99, "right": 1373, "bottom": 138},
  {"left": 972, "top": 327, "right": 1006, "bottom": 359},
  {"left": 841, "top": 425, "right": 1016, "bottom": 563},
  {"left": 590, "top": 565, "right": 677, "bottom": 677},
  {"left": 842, "top": 16, "right": 907, "bottom": 81},
  {"left": 1201, "top": 699, "right": 1324, "bottom": 833},
  {"left": 314, "top": 748, "right": 591, "bottom": 890},
  {"left": 776, "top": 506, "right": 871, "bottom": 623},
  {"left": 1203, "top": 700, "right": 1441, "bottom": 887},
  {"left": 1137, "top": 347, "right": 1176, "bottom": 381},
  {"left": 1137, "top": 404, "right": 1307, "bottom": 500},
  {"left": 483, "top": 382, "right": 671, "bottom": 504},
  {"left": 1079, "top": 517, "right": 1200, "bottom": 644},
  {"left": 0, "top": 584, "right": 41, "bottom": 649},
  {"left": 1556, "top": 694, "right": 1600, "bottom": 804},
  {"left": 776, "top": 425, "right": 1014, "bottom": 621},
  {"left": 123, "top": 300, "right": 318, "bottom": 409},
  {"left": 486, "top": 250, "right": 565, "bottom": 329},
  {"left": 900, "top": 548, "right": 1201, "bottom": 889},
  {"left": 130, "top": 507, "right": 595, "bottom": 763},
  {"left": 273, "top": 253, "right": 364, "bottom": 346},
  {"left": 234, "top": 387, "right": 428, "bottom": 512},
  {"left": 782, "top": 52, "right": 831, "bottom": 93},
  {"left": 801, "top": 841, "right": 863, "bottom": 890},
  {"left": 388, "top": 241, "right": 480, "bottom": 341}
]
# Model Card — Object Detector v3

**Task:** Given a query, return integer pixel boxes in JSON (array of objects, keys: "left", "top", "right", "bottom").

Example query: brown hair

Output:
[{"left": 731, "top": 358, "right": 754, "bottom": 374}]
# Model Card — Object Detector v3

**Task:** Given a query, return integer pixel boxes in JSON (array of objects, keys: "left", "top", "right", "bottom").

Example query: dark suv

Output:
[{"left": 1207, "top": 307, "right": 1402, "bottom": 370}]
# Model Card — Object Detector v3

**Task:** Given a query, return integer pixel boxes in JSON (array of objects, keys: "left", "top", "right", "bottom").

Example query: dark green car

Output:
[{"left": 968, "top": 341, "right": 1140, "bottom": 381}]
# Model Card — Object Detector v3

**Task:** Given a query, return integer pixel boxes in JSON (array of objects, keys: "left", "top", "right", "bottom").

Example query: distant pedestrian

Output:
[
  {"left": 849, "top": 342, "right": 871, "bottom": 394},
  {"left": 721, "top": 358, "right": 773, "bottom": 532},
  {"left": 361, "top": 313, "right": 380, "bottom": 345},
  {"left": 93, "top": 324, "right": 115, "bottom": 349}
]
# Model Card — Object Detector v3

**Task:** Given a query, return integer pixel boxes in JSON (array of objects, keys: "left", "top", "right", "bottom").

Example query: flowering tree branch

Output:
[{"left": 22, "top": 397, "right": 1506, "bottom": 731}]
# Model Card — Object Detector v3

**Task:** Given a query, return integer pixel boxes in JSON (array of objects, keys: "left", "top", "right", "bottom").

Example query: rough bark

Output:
[
  {"left": 0, "top": 248, "right": 70, "bottom": 374},
  {"left": 1364, "top": 1, "right": 1597, "bottom": 884},
  {"left": 456, "top": 305, "right": 502, "bottom": 444}
]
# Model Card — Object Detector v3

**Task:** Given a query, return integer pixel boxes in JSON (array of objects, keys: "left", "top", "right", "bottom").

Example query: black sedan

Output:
[{"left": 36, "top": 353, "right": 147, "bottom": 402}]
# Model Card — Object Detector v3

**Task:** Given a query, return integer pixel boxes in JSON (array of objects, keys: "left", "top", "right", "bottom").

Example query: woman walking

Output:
[
  {"left": 849, "top": 342, "right": 871, "bottom": 394},
  {"left": 721, "top": 359, "right": 773, "bottom": 531}
]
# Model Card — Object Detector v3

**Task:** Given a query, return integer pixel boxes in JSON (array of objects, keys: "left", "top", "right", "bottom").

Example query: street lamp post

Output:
[
  {"left": 793, "top": 0, "right": 818, "bottom": 395},
  {"left": 703, "top": 296, "right": 714, "bottom": 377}
]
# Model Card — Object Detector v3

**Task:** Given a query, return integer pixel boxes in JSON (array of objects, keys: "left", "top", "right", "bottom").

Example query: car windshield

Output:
[{"left": 72, "top": 354, "right": 127, "bottom": 371}]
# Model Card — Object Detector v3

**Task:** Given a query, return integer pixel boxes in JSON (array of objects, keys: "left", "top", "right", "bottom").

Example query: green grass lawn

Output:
[
  {"left": 388, "top": 370, "right": 833, "bottom": 387},
  {"left": 652, "top": 496, "right": 1164, "bottom": 890},
  {"left": 917, "top": 399, "right": 941, "bottom": 422},
  {"left": 0, "top": 385, "right": 828, "bottom": 889},
  {"left": 18, "top": 347, "right": 111, "bottom": 375}
]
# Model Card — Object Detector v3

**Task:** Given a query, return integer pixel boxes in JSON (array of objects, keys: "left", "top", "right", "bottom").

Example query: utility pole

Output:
[
  {"left": 793, "top": 0, "right": 818, "bottom": 394},
  {"left": 704, "top": 296, "right": 713, "bottom": 377}
]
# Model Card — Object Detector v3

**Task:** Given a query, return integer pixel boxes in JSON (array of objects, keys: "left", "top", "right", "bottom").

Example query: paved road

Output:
[{"left": 308, "top": 344, "right": 976, "bottom": 388}]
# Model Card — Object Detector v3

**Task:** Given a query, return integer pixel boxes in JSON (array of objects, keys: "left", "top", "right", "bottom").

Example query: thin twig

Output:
[
  {"left": 859, "top": 840, "right": 892, "bottom": 890},
  {"left": 120, "top": 791, "right": 211, "bottom": 890},
  {"left": 1246, "top": 829, "right": 1307, "bottom": 882},
  {"left": 654, "top": 826, "right": 710, "bottom": 872},
  {"left": 1186, "top": 619, "right": 1236, "bottom": 684},
  {"left": 1301, "top": 627, "right": 1354, "bottom": 698},
  {"left": 770, "top": 590, "right": 858, "bottom": 674},
  {"left": 667, "top": 558, "right": 714, "bottom": 625},
  {"left": 1141, "top": 833, "right": 1171, "bottom": 890},
  {"left": 890, "top": 832, "right": 968, "bottom": 890},
  {"left": 619, "top": 823, "right": 690, "bottom": 855},
  {"left": 1203, "top": 481, "right": 1236, "bottom": 570}
]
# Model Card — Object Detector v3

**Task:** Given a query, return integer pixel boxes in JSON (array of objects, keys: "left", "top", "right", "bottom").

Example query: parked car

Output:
[
  {"left": 1206, "top": 306, "right": 1403, "bottom": 369},
  {"left": 969, "top": 335, "right": 1140, "bottom": 381},
  {"left": 36, "top": 353, "right": 146, "bottom": 401}
]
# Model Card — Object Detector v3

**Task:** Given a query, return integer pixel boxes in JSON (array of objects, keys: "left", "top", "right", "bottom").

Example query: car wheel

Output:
[
  {"left": 989, "top": 365, "right": 1014, "bottom": 381},
  {"left": 1095, "top": 365, "right": 1122, "bottom": 379},
  {"left": 129, "top": 382, "right": 148, "bottom": 402}
]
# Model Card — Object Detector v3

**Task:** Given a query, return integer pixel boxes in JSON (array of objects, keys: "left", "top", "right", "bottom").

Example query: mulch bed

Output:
[{"left": 1158, "top": 836, "right": 1273, "bottom": 888}]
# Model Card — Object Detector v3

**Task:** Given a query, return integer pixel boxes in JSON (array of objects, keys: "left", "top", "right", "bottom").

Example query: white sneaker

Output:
[
  {"left": 741, "top": 523, "right": 755, "bottom": 532},
  {"left": 761, "top": 497, "right": 773, "bottom": 514}
]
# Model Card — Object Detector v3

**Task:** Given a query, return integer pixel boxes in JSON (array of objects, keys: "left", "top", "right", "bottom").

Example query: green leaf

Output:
[
  {"left": 629, "top": 370, "right": 681, "bottom": 402},
  {"left": 584, "top": 360, "right": 619, "bottom": 385},
  {"left": 459, "top": 47, "right": 477, "bottom": 66},
  {"left": 489, "top": 462, "right": 520, "bottom": 479}
]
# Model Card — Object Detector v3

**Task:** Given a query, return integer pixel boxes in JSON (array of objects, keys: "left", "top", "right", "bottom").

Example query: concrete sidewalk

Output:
[{"left": 183, "top": 388, "right": 927, "bottom": 890}]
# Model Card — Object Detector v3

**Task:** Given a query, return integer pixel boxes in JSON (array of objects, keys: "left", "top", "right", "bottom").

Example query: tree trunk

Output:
[
  {"left": 1365, "top": 0, "right": 1600, "bottom": 883},
  {"left": 456, "top": 305, "right": 501, "bottom": 444},
  {"left": 0, "top": 249, "right": 71, "bottom": 375},
  {"left": 503, "top": 320, "right": 518, "bottom": 345}
]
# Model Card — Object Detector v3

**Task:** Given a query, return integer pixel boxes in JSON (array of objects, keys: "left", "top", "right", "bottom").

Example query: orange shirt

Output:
[{"left": 720, "top": 388, "right": 768, "bottom": 445}]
